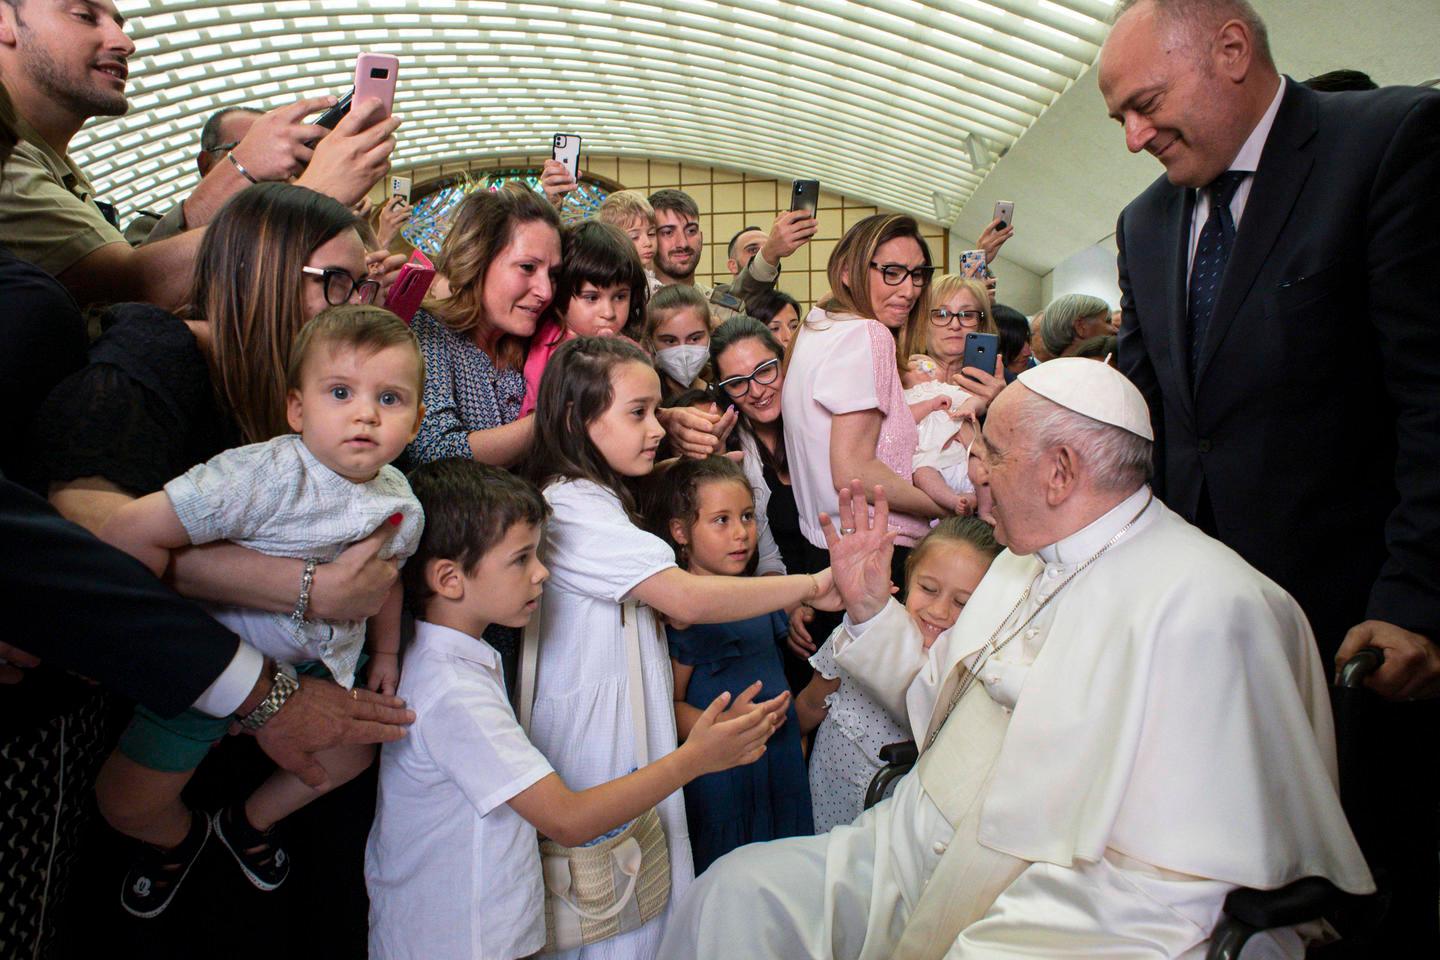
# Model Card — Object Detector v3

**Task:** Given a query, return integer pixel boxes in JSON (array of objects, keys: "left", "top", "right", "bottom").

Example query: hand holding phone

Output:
[
  {"left": 991, "top": 201, "right": 1014, "bottom": 231},
  {"left": 962, "top": 332, "right": 1000, "bottom": 377},
  {"left": 552, "top": 134, "right": 582, "bottom": 181},
  {"left": 960, "top": 249, "right": 989, "bottom": 280}
]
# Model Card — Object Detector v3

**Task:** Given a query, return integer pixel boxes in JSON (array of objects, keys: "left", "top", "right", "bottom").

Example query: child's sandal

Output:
[
  {"left": 212, "top": 803, "right": 291, "bottom": 892},
  {"left": 119, "top": 809, "right": 211, "bottom": 919}
]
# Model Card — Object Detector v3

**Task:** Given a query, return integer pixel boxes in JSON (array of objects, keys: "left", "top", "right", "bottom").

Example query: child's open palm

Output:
[{"left": 688, "top": 681, "right": 789, "bottom": 775}]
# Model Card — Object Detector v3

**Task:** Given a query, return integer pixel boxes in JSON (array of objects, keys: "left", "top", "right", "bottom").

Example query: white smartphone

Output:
[
  {"left": 992, "top": 200, "right": 1015, "bottom": 230},
  {"left": 390, "top": 175, "right": 412, "bottom": 203},
  {"left": 552, "top": 134, "right": 582, "bottom": 181}
]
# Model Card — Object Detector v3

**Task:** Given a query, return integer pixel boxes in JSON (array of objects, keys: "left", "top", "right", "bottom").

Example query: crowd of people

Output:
[{"left": 2, "top": 0, "right": 1437, "bottom": 958}]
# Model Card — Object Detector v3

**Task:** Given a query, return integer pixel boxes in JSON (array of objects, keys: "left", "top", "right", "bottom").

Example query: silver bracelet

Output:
[
  {"left": 227, "top": 151, "right": 259, "bottom": 184},
  {"left": 291, "top": 558, "right": 319, "bottom": 623}
]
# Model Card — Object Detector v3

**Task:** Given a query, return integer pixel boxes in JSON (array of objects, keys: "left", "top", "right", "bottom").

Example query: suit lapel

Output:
[{"left": 1196, "top": 81, "right": 1318, "bottom": 386}]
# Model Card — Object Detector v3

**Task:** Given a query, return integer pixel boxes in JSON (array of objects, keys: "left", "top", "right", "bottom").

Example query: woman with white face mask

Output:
[{"left": 644, "top": 283, "right": 714, "bottom": 398}]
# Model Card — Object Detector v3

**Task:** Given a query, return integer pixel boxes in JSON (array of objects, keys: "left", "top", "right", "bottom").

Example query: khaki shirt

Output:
[{"left": 0, "top": 112, "right": 125, "bottom": 277}]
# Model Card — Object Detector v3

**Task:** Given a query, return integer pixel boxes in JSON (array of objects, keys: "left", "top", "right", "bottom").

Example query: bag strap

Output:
[
  {"left": 622, "top": 600, "right": 649, "bottom": 766},
  {"left": 518, "top": 596, "right": 541, "bottom": 731},
  {"left": 519, "top": 594, "right": 649, "bottom": 770}
]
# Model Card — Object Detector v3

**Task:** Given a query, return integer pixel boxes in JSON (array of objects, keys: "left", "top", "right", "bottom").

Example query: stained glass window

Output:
[{"left": 402, "top": 168, "right": 611, "bottom": 257}]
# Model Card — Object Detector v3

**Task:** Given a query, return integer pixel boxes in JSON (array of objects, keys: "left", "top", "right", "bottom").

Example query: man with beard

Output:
[
  {"left": 649, "top": 188, "right": 807, "bottom": 318},
  {"left": 0, "top": 0, "right": 399, "bottom": 310}
]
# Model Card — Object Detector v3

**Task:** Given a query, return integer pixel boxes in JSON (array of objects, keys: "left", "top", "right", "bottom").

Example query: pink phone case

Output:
[
  {"left": 383, "top": 253, "right": 434, "bottom": 325},
  {"left": 354, "top": 53, "right": 399, "bottom": 117}
]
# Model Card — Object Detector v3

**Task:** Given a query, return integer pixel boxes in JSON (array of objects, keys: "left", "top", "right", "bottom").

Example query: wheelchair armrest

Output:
[
  {"left": 1221, "top": 877, "right": 1337, "bottom": 930},
  {"left": 877, "top": 741, "right": 918, "bottom": 765}
]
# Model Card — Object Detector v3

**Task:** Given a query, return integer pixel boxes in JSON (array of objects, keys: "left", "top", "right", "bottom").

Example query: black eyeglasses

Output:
[
  {"left": 929, "top": 307, "right": 984, "bottom": 328},
  {"left": 302, "top": 266, "right": 381, "bottom": 306},
  {"left": 204, "top": 140, "right": 240, "bottom": 155},
  {"left": 716, "top": 358, "right": 781, "bottom": 398},
  {"left": 870, "top": 261, "right": 936, "bottom": 287}
]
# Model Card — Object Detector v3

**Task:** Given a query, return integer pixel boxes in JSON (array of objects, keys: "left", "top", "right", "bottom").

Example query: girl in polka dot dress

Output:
[{"left": 795, "top": 516, "right": 1000, "bottom": 833}]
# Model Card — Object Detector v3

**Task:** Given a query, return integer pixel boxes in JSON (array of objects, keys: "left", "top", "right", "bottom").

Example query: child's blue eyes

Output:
[
  {"left": 331, "top": 386, "right": 350, "bottom": 400},
  {"left": 380, "top": 392, "right": 400, "bottom": 406}
]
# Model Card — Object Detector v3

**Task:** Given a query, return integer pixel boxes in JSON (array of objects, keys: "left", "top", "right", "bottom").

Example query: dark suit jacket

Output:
[
  {"left": 1116, "top": 79, "right": 1440, "bottom": 657},
  {"left": 2, "top": 478, "right": 241, "bottom": 716}
]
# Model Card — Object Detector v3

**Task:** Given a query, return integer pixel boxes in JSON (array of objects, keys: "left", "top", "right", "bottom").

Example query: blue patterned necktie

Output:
[{"left": 1187, "top": 170, "right": 1249, "bottom": 373}]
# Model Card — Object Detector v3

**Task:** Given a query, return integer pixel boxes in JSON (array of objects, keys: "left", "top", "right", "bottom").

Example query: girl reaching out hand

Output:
[{"left": 521, "top": 336, "right": 840, "bottom": 957}]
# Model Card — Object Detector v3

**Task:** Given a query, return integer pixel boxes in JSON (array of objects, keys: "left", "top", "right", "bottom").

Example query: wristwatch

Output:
[{"left": 239, "top": 660, "right": 300, "bottom": 731}]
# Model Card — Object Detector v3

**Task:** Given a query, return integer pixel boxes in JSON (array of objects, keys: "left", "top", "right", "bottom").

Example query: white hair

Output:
[{"left": 1015, "top": 390, "right": 1153, "bottom": 492}]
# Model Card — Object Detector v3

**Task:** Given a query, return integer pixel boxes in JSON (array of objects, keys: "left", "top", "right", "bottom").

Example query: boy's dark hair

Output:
[
  {"left": 286, "top": 304, "right": 425, "bottom": 392},
  {"left": 726, "top": 225, "right": 764, "bottom": 260},
  {"left": 522, "top": 336, "right": 656, "bottom": 526},
  {"left": 552, "top": 220, "right": 649, "bottom": 342},
  {"left": 654, "top": 455, "right": 754, "bottom": 571},
  {"left": 990, "top": 302, "right": 1031, "bottom": 367},
  {"left": 1302, "top": 69, "right": 1378, "bottom": 92},
  {"left": 647, "top": 189, "right": 700, "bottom": 222},
  {"left": 403, "top": 458, "right": 550, "bottom": 617}
]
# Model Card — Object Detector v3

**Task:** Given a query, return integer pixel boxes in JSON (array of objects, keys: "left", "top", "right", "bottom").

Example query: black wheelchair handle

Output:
[{"left": 1338, "top": 646, "right": 1385, "bottom": 689}]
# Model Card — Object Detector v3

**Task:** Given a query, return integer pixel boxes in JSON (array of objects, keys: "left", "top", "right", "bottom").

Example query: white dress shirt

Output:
[
  {"left": 366, "top": 620, "right": 554, "bottom": 960},
  {"left": 1186, "top": 76, "right": 1287, "bottom": 283}
]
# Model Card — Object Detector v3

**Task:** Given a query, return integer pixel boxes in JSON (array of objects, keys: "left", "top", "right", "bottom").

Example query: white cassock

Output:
[{"left": 658, "top": 486, "right": 1374, "bottom": 959}]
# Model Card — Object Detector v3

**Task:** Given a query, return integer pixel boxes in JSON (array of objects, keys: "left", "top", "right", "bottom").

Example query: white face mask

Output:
[{"left": 655, "top": 344, "right": 709, "bottom": 385}]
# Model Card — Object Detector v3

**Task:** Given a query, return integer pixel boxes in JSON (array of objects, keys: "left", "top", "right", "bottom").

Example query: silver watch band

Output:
[{"left": 239, "top": 660, "right": 300, "bottom": 731}]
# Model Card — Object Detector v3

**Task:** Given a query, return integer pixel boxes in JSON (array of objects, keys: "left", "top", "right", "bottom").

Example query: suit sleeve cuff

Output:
[
  {"left": 836, "top": 598, "right": 903, "bottom": 654},
  {"left": 190, "top": 643, "right": 266, "bottom": 718}
]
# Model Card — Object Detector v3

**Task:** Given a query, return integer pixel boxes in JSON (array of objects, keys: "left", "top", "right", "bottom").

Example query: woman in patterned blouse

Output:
[{"left": 406, "top": 184, "right": 563, "bottom": 468}]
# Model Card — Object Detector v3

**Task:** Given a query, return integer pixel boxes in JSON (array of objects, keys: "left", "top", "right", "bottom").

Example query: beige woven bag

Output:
[{"left": 519, "top": 599, "right": 672, "bottom": 951}]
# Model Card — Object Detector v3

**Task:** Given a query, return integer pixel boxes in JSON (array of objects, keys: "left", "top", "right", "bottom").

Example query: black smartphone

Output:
[
  {"left": 963, "top": 332, "right": 999, "bottom": 374},
  {"left": 310, "top": 89, "right": 354, "bottom": 130},
  {"left": 790, "top": 179, "right": 820, "bottom": 215}
]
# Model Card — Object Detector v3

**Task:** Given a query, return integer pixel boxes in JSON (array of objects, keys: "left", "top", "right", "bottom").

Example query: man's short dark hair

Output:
[
  {"left": 648, "top": 189, "right": 700, "bottom": 222},
  {"left": 200, "top": 107, "right": 260, "bottom": 154},
  {"left": 1303, "top": 69, "right": 1378, "bottom": 92},
  {"left": 727, "top": 226, "right": 764, "bottom": 260},
  {"left": 402, "top": 459, "right": 550, "bottom": 617}
]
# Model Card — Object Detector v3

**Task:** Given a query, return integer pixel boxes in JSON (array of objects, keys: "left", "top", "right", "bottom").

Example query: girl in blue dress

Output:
[{"left": 661, "top": 456, "right": 814, "bottom": 872}]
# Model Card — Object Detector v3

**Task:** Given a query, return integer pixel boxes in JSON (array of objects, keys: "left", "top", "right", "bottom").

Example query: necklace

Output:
[{"left": 922, "top": 491, "right": 1155, "bottom": 752}]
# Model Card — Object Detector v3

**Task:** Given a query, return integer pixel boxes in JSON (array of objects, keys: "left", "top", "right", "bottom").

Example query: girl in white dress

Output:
[
  {"left": 522, "top": 336, "right": 842, "bottom": 959},
  {"left": 795, "top": 516, "right": 1000, "bottom": 832}
]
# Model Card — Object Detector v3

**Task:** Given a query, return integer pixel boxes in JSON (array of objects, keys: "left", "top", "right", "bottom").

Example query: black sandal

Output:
[
  {"left": 211, "top": 803, "right": 291, "bottom": 891},
  {"left": 119, "top": 809, "right": 211, "bottom": 919}
]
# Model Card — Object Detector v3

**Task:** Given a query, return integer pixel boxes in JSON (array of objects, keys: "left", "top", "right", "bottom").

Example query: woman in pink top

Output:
[{"left": 780, "top": 214, "right": 949, "bottom": 647}]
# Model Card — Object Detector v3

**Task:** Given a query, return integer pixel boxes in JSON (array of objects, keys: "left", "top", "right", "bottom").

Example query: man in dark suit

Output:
[{"left": 1100, "top": 0, "right": 1440, "bottom": 949}]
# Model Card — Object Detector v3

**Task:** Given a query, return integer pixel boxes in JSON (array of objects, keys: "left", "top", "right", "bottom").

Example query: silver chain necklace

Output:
[{"left": 923, "top": 491, "right": 1155, "bottom": 752}]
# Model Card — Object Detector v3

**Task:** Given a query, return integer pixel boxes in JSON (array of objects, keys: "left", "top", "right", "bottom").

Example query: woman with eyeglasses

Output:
[
  {"left": 778, "top": 214, "right": 950, "bottom": 654},
  {"left": 899, "top": 274, "right": 995, "bottom": 517},
  {"left": 33, "top": 181, "right": 391, "bottom": 949}
]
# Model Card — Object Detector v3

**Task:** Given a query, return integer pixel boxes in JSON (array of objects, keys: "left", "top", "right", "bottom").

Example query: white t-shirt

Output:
[
  {"left": 781, "top": 309, "right": 883, "bottom": 549},
  {"left": 366, "top": 620, "right": 554, "bottom": 960}
]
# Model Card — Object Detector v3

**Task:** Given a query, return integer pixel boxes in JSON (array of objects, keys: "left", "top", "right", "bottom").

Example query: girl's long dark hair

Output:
[
  {"left": 709, "top": 315, "right": 787, "bottom": 476},
  {"left": 523, "top": 336, "right": 656, "bottom": 525},
  {"left": 654, "top": 455, "right": 756, "bottom": 574}
]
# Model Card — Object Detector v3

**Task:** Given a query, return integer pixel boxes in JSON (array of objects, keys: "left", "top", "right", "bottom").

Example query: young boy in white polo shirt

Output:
[{"left": 365, "top": 458, "right": 784, "bottom": 960}]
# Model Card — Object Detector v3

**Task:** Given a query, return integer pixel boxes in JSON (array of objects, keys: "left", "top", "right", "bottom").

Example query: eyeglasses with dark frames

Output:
[
  {"left": 929, "top": 307, "right": 984, "bottom": 328},
  {"left": 716, "top": 357, "right": 781, "bottom": 398},
  {"left": 301, "top": 266, "right": 382, "bottom": 306},
  {"left": 870, "top": 261, "right": 936, "bottom": 287}
]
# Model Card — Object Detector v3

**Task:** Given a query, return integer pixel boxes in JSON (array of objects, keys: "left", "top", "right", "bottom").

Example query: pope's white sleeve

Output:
[{"left": 832, "top": 599, "right": 926, "bottom": 723}]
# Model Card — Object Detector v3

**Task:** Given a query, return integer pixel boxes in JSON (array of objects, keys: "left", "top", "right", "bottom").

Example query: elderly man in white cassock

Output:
[{"left": 658, "top": 358, "right": 1373, "bottom": 959}]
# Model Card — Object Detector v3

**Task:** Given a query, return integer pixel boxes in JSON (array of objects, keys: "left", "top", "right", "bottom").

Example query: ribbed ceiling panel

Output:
[{"left": 78, "top": 0, "right": 1114, "bottom": 223}]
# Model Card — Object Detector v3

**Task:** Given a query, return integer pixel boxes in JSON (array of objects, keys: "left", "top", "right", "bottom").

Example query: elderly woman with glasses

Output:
[{"left": 778, "top": 214, "right": 950, "bottom": 652}]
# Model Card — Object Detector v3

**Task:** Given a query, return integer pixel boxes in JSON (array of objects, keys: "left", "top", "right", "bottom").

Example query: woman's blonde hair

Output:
[
  {"left": 810, "top": 213, "right": 932, "bottom": 374},
  {"left": 191, "top": 182, "right": 360, "bottom": 444},
  {"left": 902, "top": 274, "right": 996, "bottom": 361},
  {"left": 425, "top": 182, "right": 561, "bottom": 370}
]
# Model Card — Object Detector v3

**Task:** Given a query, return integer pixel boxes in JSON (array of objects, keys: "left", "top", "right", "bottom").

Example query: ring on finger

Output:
[
  {"left": 352, "top": 688, "right": 359, "bottom": 700},
  {"left": 841, "top": 527, "right": 856, "bottom": 535}
]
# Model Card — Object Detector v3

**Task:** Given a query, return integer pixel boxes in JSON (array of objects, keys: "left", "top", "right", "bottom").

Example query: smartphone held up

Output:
[{"left": 309, "top": 52, "right": 400, "bottom": 131}]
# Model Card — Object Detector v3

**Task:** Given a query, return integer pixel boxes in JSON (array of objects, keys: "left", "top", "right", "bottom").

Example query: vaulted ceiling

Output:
[{"left": 80, "top": 0, "right": 1117, "bottom": 229}]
